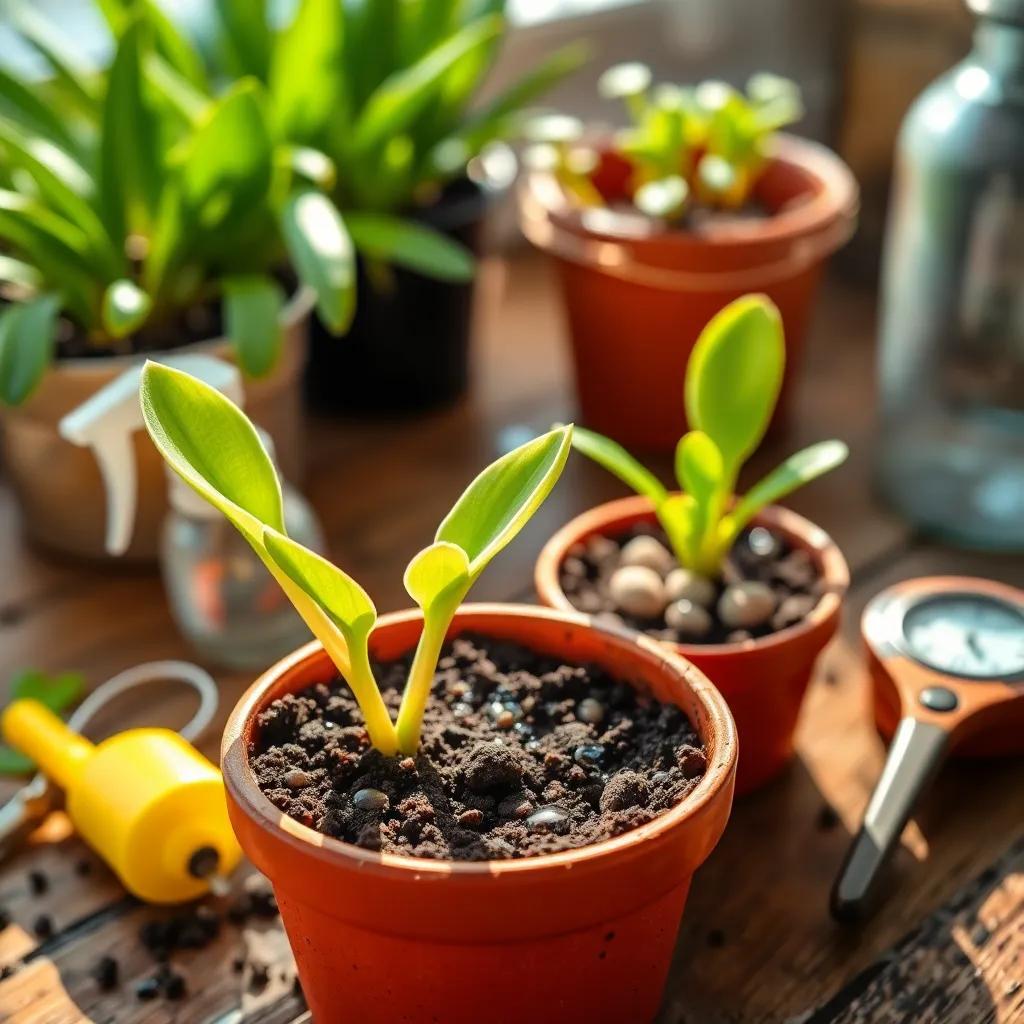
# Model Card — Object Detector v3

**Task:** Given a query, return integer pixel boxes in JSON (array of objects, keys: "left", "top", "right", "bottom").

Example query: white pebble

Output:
[
  {"left": 665, "top": 569, "right": 716, "bottom": 608},
  {"left": 609, "top": 565, "right": 666, "bottom": 619},
  {"left": 665, "top": 599, "right": 713, "bottom": 638},
  {"left": 577, "top": 697, "right": 605, "bottom": 724},
  {"left": 619, "top": 536, "right": 676, "bottom": 577},
  {"left": 718, "top": 582, "right": 776, "bottom": 629}
]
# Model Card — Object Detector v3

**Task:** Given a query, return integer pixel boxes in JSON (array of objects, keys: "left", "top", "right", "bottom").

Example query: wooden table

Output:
[{"left": 0, "top": 254, "right": 1021, "bottom": 1023}]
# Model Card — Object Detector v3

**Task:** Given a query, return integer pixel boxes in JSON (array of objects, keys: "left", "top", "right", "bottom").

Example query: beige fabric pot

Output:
[{"left": 0, "top": 288, "right": 314, "bottom": 562}]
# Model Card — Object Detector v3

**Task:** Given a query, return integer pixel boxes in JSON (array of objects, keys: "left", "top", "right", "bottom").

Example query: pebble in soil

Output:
[
  {"left": 251, "top": 635, "right": 708, "bottom": 861},
  {"left": 561, "top": 523, "right": 825, "bottom": 644}
]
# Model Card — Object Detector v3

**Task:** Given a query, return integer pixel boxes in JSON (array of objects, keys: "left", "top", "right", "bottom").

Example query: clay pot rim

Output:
[
  {"left": 222, "top": 602, "right": 737, "bottom": 881},
  {"left": 48, "top": 285, "right": 317, "bottom": 375},
  {"left": 535, "top": 496, "right": 850, "bottom": 658},
  {"left": 521, "top": 132, "right": 859, "bottom": 253}
]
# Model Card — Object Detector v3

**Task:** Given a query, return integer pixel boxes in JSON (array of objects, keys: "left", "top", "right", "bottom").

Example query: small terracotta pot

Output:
[
  {"left": 535, "top": 498, "right": 849, "bottom": 795},
  {"left": 518, "top": 134, "right": 859, "bottom": 451},
  {"left": 222, "top": 603, "right": 737, "bottom": 1024},
  {"left": 0, "top": 289, "right": 314, "bottom": 562}
]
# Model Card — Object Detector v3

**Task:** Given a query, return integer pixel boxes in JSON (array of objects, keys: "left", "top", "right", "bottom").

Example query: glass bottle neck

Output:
[{"left": 972, "top": 19, "right": 1024, "bottom": 77}]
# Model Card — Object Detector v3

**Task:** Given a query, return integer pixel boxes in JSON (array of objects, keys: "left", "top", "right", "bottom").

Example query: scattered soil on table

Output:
[
  {"left": 251, "top": 634, "right": 707, "bottom": 861},
  {"left": 561, "top": 523, "right": 825, "bottom": 645}
]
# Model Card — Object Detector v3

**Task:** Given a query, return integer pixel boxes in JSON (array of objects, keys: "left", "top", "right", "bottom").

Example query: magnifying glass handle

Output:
[{"left": 831, "top": 716, "right": 949, "bottom": 922}]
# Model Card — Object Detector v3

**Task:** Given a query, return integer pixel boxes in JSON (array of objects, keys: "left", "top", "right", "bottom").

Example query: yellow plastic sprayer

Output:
[{"left": 1, "top": 698, "right": 240, "bottom": 904}]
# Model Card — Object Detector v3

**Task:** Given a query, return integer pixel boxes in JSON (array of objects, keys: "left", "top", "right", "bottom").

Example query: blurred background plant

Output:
[
  {"left": 0, "top": 2, "right": 355, "bottom": 399},
  {"left": 526, "top": 63, "right": 803, "bottom": 221}
]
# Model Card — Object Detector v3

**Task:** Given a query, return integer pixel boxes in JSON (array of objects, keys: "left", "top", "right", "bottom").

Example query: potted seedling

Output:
[
  {"left": 0, "top": 4, "right": 350, "bottom": 559},
  {"left": 536, "top": 295, "right": 850, "bottom": 794},
  {"left": 519, "top": 64, "right": 859, "bottom": 450},
  {"left": 140, "top": 362, "right": 737, "bottom": 1024},
  {"left": 197, "top": 0, "right": 583, "bottom": 414}
]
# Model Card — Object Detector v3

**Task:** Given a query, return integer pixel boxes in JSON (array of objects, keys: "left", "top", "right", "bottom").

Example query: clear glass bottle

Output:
[
  {"left": 877, "top": 0, "right": 1024, "bottom": 549},
  {"left": 160, "top": 452, "right": 324, "bottom": 671}
]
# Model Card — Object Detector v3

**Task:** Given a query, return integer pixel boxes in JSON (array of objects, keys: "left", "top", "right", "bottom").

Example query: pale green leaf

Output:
[
  {"left": 571, "top": 426, "right": 668, "bottom": 505},
  {"left": 99, "top": 16, "right": 162, "bottom": 243},
  {"left": 0, "top": 63, "right": 79, "bottom": 154},
  {"left": 684, "top": 294, "right": 784, "bottom": 483},
  {"left": 0, "top": 255, "right": 41, "bottom": 292},
  {"left": 102, "top": 279, "right": 152, "bottom": 338},
  {"left": 224, "top": 275, "right": 284, "bottom": 378},
  {"left": 0, "top": 295, "right": 60, "bottom": 406},
  {"left": 404, "top": 541, "right": 470, "bottom": 612},
  {"left": 722, "top": 440, "right": 849, "bottom": 545},
  {"left": 280, "top": 190, "right": 355, "bottom": 334},
  {"left": 139, "top": 361, "right": 285, "bottom": 542},
  {"left": 263, "top": 527, "right": 377, "bottom": 639},
  {"left": 269, "top": 0, "right": 346, "bottom": 144},
  {"left": 436, "top": 425, "right": 572, "bottom": 577},
  {"left": 345, "top": 213, "right": 474, "bottom": 282},
  {"left": 176, "top": 80, "right": 273, "bottom": 234},
  {"left": 351, "top": 15, "right": 502, "bottom": 155}
]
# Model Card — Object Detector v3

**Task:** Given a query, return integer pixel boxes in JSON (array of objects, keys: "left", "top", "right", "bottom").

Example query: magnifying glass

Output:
[{"left": 831, "top": 576, "right": 1024, "bottom": 922}]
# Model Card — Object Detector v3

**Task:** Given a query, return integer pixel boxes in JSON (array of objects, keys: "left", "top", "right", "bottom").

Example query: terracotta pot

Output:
[
  {"left": 222, "top": 603, "right": 737, "bottom": 1024},
  {"left": 518, "top": 133, "right": 859, "bottom": 451},
  {"left": 0, "top": 289, "right": 314, "bottom": 562},
  {"left": 535, "top": 497, "right": 849, "bottom": 795}
]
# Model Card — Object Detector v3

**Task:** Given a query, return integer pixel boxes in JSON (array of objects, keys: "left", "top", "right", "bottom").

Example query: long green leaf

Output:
[
  {"left": 99, "top": 16, "right": 163, "bottom": 245},
  {"left": 721, "top": 440, "right": 849, "bottom": 547},
  {"left": 224, "top": 274, "right": 284, "bottom": 378},
  {"left": 684, "top": 294, "right": 784, "bottom": 484},
  {"left": 343, "top": 0, "right": 399, "bottom": 111},
  {"left": 571, "top": 426, "right": 668, "bottom": 506},
  {"left": 215, "top": 0, "right": 272, "bottom": 80},
  {"left": 436, "top": 424, "right": 572, "bottom": 577},
  {"left": 0, "top": 295, "right": 60, "bottom": 405},
  {"left": 0, "top": 64, "right": 80, "bottom": 154},
  {"left": 426, "top": 42, "right": 586, "bottom": 179},
  {"left": 345, "top": 213, "right": 474, "bottom": 282},
  {"left": 280, "top": 190, "right": 355, "bottom": 334},
  {"left": 268, "top": 0, "right": 346, "bottom": 145},
  {"left": 351, "top": 15, "right": 502, "bottom": 156},
  {"left": 8, "top": 3, "right": 100, "bottom": 114},
  {"left": 0, "top": 121, "right": 120, "bottom": 278},
  {"left": 140, "top": 361, "right": 285, "bottom": 539},
  {"left": 176, "top": 80, "right": 273, "bottom": 234}
]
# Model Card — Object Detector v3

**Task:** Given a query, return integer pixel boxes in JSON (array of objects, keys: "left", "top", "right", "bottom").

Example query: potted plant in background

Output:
[
  {"left": 140, "top": 362, "right": 737, "bottom": 1024},
  {"left": 0, "top": 4, "right": 350, "bottom": 559},
  {"left": 199, "top": 0, "right": 584, "bottom": 415},
  {"left": 536, "top": 295, "right": 850, "bottom": 794},
  {"left": 519, "top": 63, "right": 859, "bottom": 450}
]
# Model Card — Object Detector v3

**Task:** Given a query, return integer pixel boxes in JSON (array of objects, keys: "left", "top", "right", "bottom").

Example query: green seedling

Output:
[
  {"left": 140, "top": 362, "right": 572, "bottom": 755},
  {"left": 0, "top": 670, "right": 83, "bottom": 774},
  {"left": 571, "top": 294, "right": 847, "bottom": 578},
  {"left": 544, "top": 63, "right": 803, "bottom": 220},
  {"left": 0, "top": 2, "right": 353, "bottom": 403}
]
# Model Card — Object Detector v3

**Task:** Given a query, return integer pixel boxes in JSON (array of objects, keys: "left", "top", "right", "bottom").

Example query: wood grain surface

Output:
[{"left": 0, "top": 255, "right": 1020, "bottom": 1023}]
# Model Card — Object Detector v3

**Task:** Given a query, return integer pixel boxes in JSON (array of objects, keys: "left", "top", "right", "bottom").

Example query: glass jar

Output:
[{"left": 877, "top": 0, "right": 1024, "bottom": 549}]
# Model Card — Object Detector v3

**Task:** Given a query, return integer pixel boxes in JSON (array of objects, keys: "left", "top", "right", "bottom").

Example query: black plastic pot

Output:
[{"left": 305, "top": 162, "right": 510, "bottom": 415}]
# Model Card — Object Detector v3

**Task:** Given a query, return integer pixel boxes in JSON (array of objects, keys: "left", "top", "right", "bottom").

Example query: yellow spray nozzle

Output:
[{"left": 1, "top": 699, "right": 241, "bottom": 904}]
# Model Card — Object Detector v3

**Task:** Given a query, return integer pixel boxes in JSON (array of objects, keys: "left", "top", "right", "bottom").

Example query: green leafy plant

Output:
[
  {"left": 572, "top": 294, "right": 847, "bottom": 578},
  {"left": 0, "top": 669, "right": 83, "bottom": 774},
  {"left": 189, "top": 0, "right": 584, "bottom": 285},
  {"left": 530, "top": 65, "right": 802, "bottom": 220},
  {"left": 0, "top": 2, "right": 351, "bottom": 404},
  {"left": 140, "top": 361, "right": 572, "bottom": 754}
]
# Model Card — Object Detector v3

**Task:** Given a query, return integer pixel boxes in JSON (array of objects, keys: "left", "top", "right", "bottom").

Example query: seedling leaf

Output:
[
  {"left": 571, "top": 427, "right": 668, "bottom": 505},
  {"left": 684, "top": 294, "right": 784, "bottom": 484},
  {"left": 436, "top": 425, "right": 572, "bottom": 577},
  {"left": 404, "top": 542, "right": 471, "bottom": 613}
]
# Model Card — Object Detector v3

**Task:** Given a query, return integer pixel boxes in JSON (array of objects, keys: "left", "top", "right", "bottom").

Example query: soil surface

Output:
[
  {"left": 561, "top": 523, "right": 824, "bottom": 645},
  {"left": 251, "top": 634, "right": 707, "bottom": 861}
]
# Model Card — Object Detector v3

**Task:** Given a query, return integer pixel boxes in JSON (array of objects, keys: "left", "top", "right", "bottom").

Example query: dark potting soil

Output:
[
  {"left": 251, "top": 634, "right": 707, "bottom": 861},
  {"left": 562, "top": 523, "right": 824, "bottom": 645}
]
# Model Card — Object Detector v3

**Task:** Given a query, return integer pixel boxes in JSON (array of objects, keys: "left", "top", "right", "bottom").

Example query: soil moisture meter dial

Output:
[{"left": 832, "top": 576, "right": 1024, "bottom": 921}]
